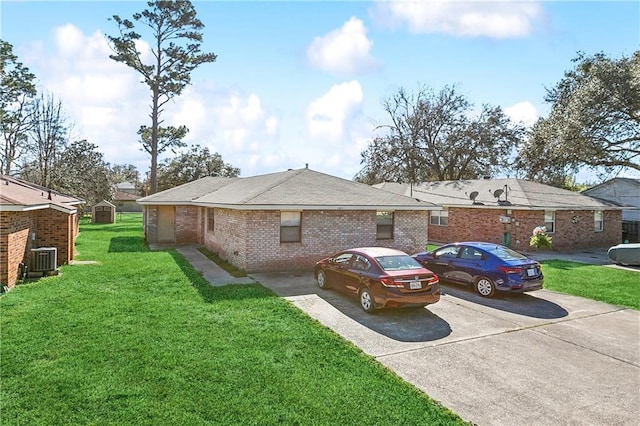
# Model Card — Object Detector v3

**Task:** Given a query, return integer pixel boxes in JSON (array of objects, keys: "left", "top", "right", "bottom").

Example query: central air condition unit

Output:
[
  {"left": 499, "top": 215, "right": 511, "bottom": 224},
  {"left": 30, "top": 247, "right": 57, "bottom": 273}
]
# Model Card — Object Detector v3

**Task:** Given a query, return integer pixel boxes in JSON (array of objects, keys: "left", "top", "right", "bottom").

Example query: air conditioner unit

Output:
[
  {"left": 30, "top": 247, "right": 57, "bottom": 272},
  {"left": 499, "top": 215, "right": 511, "bottom": 224}
]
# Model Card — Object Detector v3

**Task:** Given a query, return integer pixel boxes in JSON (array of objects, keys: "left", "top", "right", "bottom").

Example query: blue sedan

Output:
[{"left": 412, "top": 242, "right": 543, "bottom": 297}]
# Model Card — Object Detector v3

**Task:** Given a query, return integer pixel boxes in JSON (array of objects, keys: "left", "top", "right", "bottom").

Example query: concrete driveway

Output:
[{"left": 250, "top": 271, "right": 640, "bottom": 426}]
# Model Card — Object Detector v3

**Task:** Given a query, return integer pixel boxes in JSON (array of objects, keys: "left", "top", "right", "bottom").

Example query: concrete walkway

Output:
[
  {"left": 165, "top": 244, "right": 639, "bottom": 424},
  {"left": 172, "top": 245, "right": 256, "bottom": 286}
]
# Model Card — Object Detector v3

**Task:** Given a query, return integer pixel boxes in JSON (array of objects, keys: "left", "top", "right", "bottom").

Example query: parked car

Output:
[
  {"left": 314, "top": 247, "right": 440, "bottom": 313},
  {"left": 607, "top": 243, "right": 640, "bottom": 266},
  {"left": 412, "top": 242, "right": 543, "bottom": 297}
]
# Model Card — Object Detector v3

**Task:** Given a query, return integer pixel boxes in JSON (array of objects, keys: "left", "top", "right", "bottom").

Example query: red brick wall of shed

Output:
[
  {"left": 428, "top": 207, "right": 621, "bottom": 250},
  {"left": 205, "top": 209, "right": 429, "bottom": 272}
]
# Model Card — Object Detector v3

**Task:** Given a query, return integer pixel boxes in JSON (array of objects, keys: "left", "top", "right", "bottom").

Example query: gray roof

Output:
[
  {"left": 138, "top": 168, "right": 437, "bottom": 210},
  {"left": 374, "top": 178, "right": 626, "bottom": 210}
]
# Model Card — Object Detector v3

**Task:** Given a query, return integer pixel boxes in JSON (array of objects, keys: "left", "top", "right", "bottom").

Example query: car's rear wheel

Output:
[
  {"left": 475, "top": 276, "right": 495, "bottom": 297},
  {"left": 359, "top": 288, "right": 375, "bottom": 313},
  {"left": 316, "top": 270, "right": 329, "bottom": 289}
]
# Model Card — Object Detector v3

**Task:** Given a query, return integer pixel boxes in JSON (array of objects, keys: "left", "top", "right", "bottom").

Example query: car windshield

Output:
[
  {"left": 485, "top": 245, "right": 528, "bottom": 261},
  {"left": 376, "top": 255, "right": 423, "bottom": 271}
]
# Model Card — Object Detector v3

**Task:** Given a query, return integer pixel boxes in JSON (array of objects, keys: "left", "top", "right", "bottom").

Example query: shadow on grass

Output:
[
  {"left": 440, "top": 283, "right": 569, "bottom": 319},
  {"left": 168, "top": 250, "right": 275, "bottom": 304},
  {"left": 108, "top": 236, "right": 149, "bottom": 252}
]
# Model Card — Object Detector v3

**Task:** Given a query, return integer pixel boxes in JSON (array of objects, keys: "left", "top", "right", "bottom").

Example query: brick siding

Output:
[
  {"left": 429, "top": 207, "right": 621, "bottom": 250},
  {"left": 203, "top": 209, "right": 429, "bottom": 272},
  {"left": 1, "top": 209, "right": 76, "bottom": 288}
]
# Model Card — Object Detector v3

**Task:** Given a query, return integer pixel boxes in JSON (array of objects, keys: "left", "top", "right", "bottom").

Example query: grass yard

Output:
[
  {"left": 541, "top": 260, "right": 640, "bottom": 309},
  {"left": 0, "top": 214, "right": 465, "bottom": 425}
]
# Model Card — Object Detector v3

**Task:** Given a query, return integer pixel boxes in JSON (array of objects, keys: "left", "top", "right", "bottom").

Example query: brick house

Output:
[
  {"left": 374, "top": 178, "right": 626, "bottom": 251},
  {"left": 0, "top": 175, "right": 84, "bottom": 289},
  {"left": 137, "top": 167, "right": 438, "bottom": 272},
  {"left": 582, "top": 178, "right": 640, "bottom": 243}
]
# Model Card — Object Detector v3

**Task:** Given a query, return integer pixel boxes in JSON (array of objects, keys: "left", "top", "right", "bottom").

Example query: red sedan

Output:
[{"left": 314, "top": 247, "right": 440, "bottom": 313}]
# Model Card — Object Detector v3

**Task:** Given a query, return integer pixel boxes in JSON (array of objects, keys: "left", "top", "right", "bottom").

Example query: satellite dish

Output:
[
  {"left": 493, "top": 189, "right": 504, "bottom": 199},
  {"left": 469, "top": 191, "right": 479, "bottom": 201}
]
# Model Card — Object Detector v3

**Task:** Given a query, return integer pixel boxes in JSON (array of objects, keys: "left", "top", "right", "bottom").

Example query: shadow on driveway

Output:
[
  {"left": 251, "top": 271, "right": 452, "bottom": 342},
  {"left": 439, "top": 283, "right": 569, "bottom": 319}
]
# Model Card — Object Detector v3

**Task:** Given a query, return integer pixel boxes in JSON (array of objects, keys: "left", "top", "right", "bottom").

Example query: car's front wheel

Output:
[
  {"left": 359, "top": 288, "right": 376, "bottom": 313},
  {"left": 475, "top": 276, "right": 495, "bottom": 297},
  {"left": 316, "top": 270, "right": 329, "bottom": 289}
]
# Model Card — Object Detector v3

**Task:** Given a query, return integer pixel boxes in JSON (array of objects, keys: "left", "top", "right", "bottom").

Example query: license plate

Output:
[
  {"left": 410, "top": 281, "right": 422, "bottom": 289},
  {"left": 526, "top": 268, "right": 537, "bottom": 277}
]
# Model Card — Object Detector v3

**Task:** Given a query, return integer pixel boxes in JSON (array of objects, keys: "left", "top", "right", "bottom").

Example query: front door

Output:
[{"left": 157, "top": 206, "right": 175, "bottom": 242}]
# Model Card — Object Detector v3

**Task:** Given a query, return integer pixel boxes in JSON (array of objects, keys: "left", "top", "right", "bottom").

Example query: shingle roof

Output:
[
  {"left": 138, "top": 168, "right": 438, "bottom": 210},
  {"left": 113, "top": 190, "right": 140, "bottom": 201},
  {"left": 0, "top": 175, "right": 84, "bottom": 213},
  {"left": 374, "top": 178, "right": 626, "bottom": 210}
]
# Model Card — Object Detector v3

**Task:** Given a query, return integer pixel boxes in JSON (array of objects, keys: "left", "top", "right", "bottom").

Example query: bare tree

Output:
[{"left": 356, "top": 84, "right": 524, "bottom": 184}]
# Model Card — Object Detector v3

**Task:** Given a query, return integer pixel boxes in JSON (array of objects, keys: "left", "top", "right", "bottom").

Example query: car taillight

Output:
[
  {"left": 498, "top": 266, "right": 523, "bottom": 275},
  {"left": 381, "top": 277, "right": 404, "bottom": 288}
]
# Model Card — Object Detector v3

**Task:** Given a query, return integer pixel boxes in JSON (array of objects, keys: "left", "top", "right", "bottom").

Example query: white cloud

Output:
[
  {"left": 373, "top": 0, "right": 543, "bottom": 38},
  {"left": 306, "top": 80, "right": 364, "bottom": 141},
  {"left": 307, "top": 17, "right": 377, "bottom": 75},
  {"left": 504, "top": 101, "right": 539, "bottom": 127}
]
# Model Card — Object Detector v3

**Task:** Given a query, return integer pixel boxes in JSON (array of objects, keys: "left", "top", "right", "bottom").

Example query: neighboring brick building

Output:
[
  {"left": 582, "top": 178, "right": 640, "bottom": 243},
  {"left": 0, "top": 175, "right": 83, "bottom": 289},
  {"left": 375, "top": 178, "right": 626, "bottom": 251},
  {"left": 138, "top": 168, "right": 438, "bottom": 272}
]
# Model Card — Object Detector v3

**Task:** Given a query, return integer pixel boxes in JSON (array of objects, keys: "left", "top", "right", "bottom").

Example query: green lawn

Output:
[
  {"left": 541, "top": 260, "right": 640, "bottom": 309},
  {"left": 0, "top": 214, "right": 465, "bottom": 425}
]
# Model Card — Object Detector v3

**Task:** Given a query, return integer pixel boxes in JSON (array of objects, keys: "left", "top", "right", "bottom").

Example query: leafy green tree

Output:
[
  {"left": 111, "top": 163, "right": 140, "bottom": 186},
  {"left": 516, "top": 51, "right": 640, "bottom": 183},
  {"left": 355, "top": 85, "right": 524, "bottom": 184},
  {"left": 51, "top": 140, "right": 113, "bottom": 210},
  {"left": 0, "top": 39, "right": 37, "bottom": 175},
  {"left": 156, "top": 144, "right": 239, "bottom": 192},
  {"left": 107, "top": 0, "right": 217, "bottom": 194}
]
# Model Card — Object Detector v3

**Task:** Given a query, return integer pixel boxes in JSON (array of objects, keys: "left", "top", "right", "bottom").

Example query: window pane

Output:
[
  {"left": 594, "top": 211, "right": 603, "bottom": 232},
  {"left": 440, "top": 216, "right": 449, "bottom": 226},
  {"left": 430, "top": 214, "right": 439, "bottom": 225},
  {"left": 377, "top": 225, "right": 393, "bottom": 240},
  {"left": 281, "top": 226, "right": 300, "bottom": 242},
  {"left": 281, "top": 211, "right": 300, "bottom": 226},
  {"left": 377, "top": 211, "right": 393, "bottom": 225},
  {"left": 544, "top": 210, "right": 555, "bottom": 233}
]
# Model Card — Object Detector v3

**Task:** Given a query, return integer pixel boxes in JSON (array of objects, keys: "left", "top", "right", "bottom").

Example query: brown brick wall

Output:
[
  {"left": 1, "top": 208, "right": 75, "bottom": 288},
  {"left": 429, "top": 207, "right": 622, "bottom": 251},
  {"left": 175, "top": 205, "right": 203, "bottom": 244},
  {"left": 204, "top": 209, "right": 429, "bottom": 272}
]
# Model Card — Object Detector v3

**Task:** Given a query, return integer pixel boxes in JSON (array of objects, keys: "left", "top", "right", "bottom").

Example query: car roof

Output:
[
  {"left": 444, "top": 242, "right": 504, "bottom": 250},
  {"left": 349, "top": 247, "right": 409, "bottom": 257}
]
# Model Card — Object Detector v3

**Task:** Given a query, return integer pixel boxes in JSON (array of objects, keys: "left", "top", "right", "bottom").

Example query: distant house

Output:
[
  {"left": 374, "top": 178, "right": 626, "bottom": 250},
  {"left": 0, "top": 175, "right": 84, "bottom": 289},
  {"left": 582, "top": 178, "right": 640, "bottom": 243},
  {"left": 113, "top": 182, "right": 141, "bottom": 212},
  {"left": 137, "top": 168, "right": 438, "bottom": 272}
]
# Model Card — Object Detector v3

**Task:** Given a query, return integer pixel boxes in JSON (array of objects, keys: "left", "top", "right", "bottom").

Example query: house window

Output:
[
  {"left": 376, "top": 211, "right": 394, "bottom": 239},
  {"left": 430, "top": 210, "right": 449, "bottom": 226},
  {"left": 544, "top": 210, "right": 555, "bottom": 233},
  {"left": 281, "top": 211, "right": 301, "bottom": 243},
  {"left": 594, "top": 211, "right": 604, "bottom": 232},
  {"left": 207, "top": 208, "right": 215, "bottom": 233}
]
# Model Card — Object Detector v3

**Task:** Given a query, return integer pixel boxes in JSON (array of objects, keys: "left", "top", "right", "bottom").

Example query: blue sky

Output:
[{"left": 2, "top": 0, "right": 639, "bottom": 181}]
